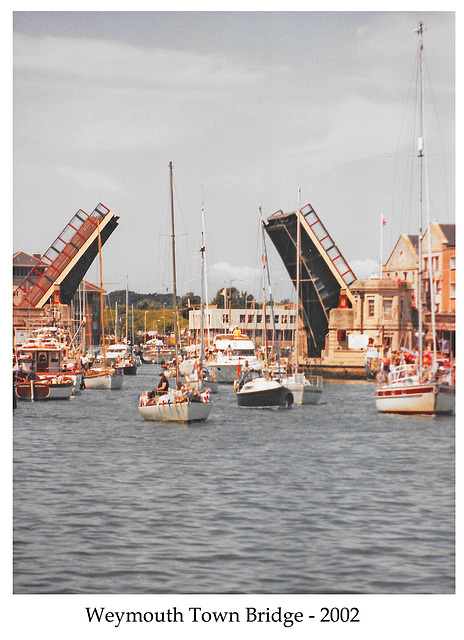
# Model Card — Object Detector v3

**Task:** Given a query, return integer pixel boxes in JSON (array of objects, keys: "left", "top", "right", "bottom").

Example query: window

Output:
[
  {"left": 282, "top": 315, "right": 287, "bottom": 324},
  {"left": 274, "top": 315, "right": 279, "bottom": 323},
  {"left": 383, "top": 298, "right": 393, "bottom": 318},
  {"left": 265, "top": 315, "right": 270, "bottom": 325},
  {"left": 450, "top": 256, "right": 456, "bottom": 270},
  {"left": 222, "top": 313, "right": 229, "bottom": 323},
  {"left": 248, "top": 315, "right": 254, "bottom": 323},
  {"left": 256, "top": 315, "right": 262, "bottom": 324},
  {"left": 289, "top": 315, "right": 295, "bottom": 323},
  {"left": 450, "top": 283, "right": 456, "bottom": 299},
  {"left": 368, "top": 298, "right": 375, "bottom": 317},
  {"left": 239, "top": 315, "right": 245, "bottom": 323}
]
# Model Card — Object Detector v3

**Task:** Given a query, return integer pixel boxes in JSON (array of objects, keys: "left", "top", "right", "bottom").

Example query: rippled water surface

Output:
[{"left": 13, "top": 364, "right": 455, "bottom": 594}]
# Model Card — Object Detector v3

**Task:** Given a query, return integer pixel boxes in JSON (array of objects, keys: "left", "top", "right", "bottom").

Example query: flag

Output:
[{"left": 382, "top": 217, "right": 386, "bottom": 226}]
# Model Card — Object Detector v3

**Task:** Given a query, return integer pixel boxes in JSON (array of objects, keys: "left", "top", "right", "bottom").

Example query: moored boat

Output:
[{"left": 15, "top": 374, "right": 74, "bottom": 401}]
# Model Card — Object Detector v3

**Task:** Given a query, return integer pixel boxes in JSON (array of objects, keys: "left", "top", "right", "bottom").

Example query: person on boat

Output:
[
  {"left": 27, "top": 363, "right": 37, "bottom": 381},
  {"left": 26, "top": 363, "right": 37, "bottom": 400},
  {"left": 156, "top": 372, "right": 170, "bottom": 395},
  {"left": 15, "top": 363, "right": 28, "bottom": 383}
]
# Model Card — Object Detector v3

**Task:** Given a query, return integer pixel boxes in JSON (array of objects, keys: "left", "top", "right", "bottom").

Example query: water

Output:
[{"left": 13, "top": 364, "right": 455, "bottom": 594}]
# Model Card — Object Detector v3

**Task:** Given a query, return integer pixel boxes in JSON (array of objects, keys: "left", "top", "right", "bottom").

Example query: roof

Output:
[
  {"left": 13, "top": 251, "right": 48, "bottom": 268},
  {"left": 437, "top": 224, "right": 455, "bottom": 247}
]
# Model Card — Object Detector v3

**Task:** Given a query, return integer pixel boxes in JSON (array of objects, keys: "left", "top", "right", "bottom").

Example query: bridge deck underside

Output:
[{"left": 265, "top": 212, "right": 345, "bottom": 356}]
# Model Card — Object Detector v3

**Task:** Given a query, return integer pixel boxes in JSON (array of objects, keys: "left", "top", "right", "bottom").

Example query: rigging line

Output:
[{"left": 391, "top": 48, "right": 420, "bottom": 243}]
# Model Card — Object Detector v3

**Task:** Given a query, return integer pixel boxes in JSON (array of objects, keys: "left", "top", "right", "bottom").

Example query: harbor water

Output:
[{"left": 13, "top": 363, "right": 455, "bottom": 594}]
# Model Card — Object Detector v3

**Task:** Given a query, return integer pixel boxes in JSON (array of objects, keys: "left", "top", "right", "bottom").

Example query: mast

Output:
[
  {"left": 417, "top": 21, "right": 424, "bottom": 378},
  {"left": 295, "top": 188, "right": 301, "bottom": 374},
  {"left": 125, "top": 277, "right": 129, "bottom": 343},
  {"left": 260, "top": 207, "right": 281, "bottom": 377},
  {"left": 259, "top": 208, "right": 269, "bottom": 371},
  {"left": 169, "top": 161, "right": 180, "bottom": 383},
  {"left": 419, "top": 22, "right": 438, "bottom": 372},
  {"left": 97, "top": 222, "right": 107, "bottom": 366},
  {"left": 200, "top": 204, "right": 206, "bottom": 372}
]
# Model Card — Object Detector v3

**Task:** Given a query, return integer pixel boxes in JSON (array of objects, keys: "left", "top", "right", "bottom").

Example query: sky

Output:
[{"left": 12, "top": 9, "right": 455, "bottom": 302}]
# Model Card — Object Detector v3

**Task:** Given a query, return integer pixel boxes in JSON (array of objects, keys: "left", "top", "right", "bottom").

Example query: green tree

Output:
[{"left": 179, "top": 292, "right": 201, "bottom": 319}]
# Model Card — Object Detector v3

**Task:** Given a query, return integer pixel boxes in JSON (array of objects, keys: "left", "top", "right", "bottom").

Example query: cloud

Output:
[
  {"left": 212, "top": 261, "right": 261, "bottom": 283},
  {"left": 349, "top": 258, "right": 380, "bottom": 280}
]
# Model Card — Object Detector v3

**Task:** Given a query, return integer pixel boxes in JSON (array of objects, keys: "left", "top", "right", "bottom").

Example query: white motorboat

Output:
[{"left": 206, "top": 331, "right": 263, "bottom": 383}]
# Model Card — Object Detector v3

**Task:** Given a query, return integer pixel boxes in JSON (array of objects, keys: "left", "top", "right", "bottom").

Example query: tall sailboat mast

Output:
[
  {"left": 200, "top": 203, "right": 206, "bottom": 371},
  {"left": 295, "top": 189, "right": 301, "bottom": 374},
  {"left": 417, "top": 21, "right": 424, "bottom": 379},
  {"left": 169, "top": 162, "right": 180, "bottom": 383}
]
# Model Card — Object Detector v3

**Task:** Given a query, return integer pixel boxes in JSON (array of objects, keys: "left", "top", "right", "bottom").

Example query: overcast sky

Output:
[{"left": 12, "top": 10, "right": 455, "bottom": 302}]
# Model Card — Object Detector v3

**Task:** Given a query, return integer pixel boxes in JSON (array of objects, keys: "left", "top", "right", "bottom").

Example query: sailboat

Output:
[
  {"left": 235, "top": 209, "right": 293, "bottom": 408},
  {"left": 83, "top": 222, "right": 124, "bottom": 390},
  {"left": 280, "top": 191, "right": 323, "bottom": 404},
  {"left": 139, "top": 162, "right": 213, "bottom": 422},
  {"left": 375, "top": 22, "right": 454, "bottom": 415}
]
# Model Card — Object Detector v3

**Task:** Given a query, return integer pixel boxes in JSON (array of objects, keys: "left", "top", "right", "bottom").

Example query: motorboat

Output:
[{"left": 235, "top": 369, "right": 293, "bottom": 408}]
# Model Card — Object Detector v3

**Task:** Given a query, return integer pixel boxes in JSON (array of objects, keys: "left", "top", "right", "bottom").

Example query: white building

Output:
[{"left": 187, "top": 303, "right": 299, "bottom": 352}]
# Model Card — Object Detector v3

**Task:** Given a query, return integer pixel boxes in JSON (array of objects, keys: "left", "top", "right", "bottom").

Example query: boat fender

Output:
[{"left": 233, "top": 379, "right": 237, "bottom": 391}]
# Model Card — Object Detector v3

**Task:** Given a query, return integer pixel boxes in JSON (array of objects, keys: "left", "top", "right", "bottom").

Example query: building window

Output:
[
  {"left": 248, "top": 315, "right": 254, "bottom": 323},
  {"left": 289, "top": 315, "right": 295, "bottom": 323},
  {"left": 239, "top": 315, "right": 245, "bottom": 323},
  {"left": 222, "top": 313, "right": 229, "bottom": 323},
  {"left": 450, "top": 283, "right": 456, "bottom": 299},
  {"left": 383, "top": 298, "right": 393, "bottom": 318},
  {"left": 450, "top": 256, "right": 455, "bottom": 270},
  {"left": 368, "top": 298, "right": 375, "bottom": 317},
  {"left": 274, "top": 315, "right": 279, "bottom": 323},
  {"left": 256, "top": 315, "right": 262, "bottom": 324},
  {"left": 282, "top": 315, "right": 287, "bottom": 324}
]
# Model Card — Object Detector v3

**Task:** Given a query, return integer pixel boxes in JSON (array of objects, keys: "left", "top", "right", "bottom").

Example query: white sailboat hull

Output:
[
  {"left": 375, "top": 381, "right": 454, "bottom": 415},
  {"left": 281, "top": 373, "right": 323, "bottom": 405},
  {"left": 84, "top": 370, "right": 124, "bottom": 390},
  {"left": 139, "top": 392, "right": 213, "bottom": 422}
]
